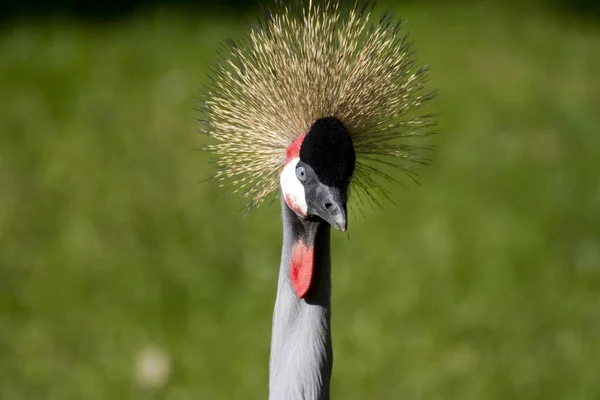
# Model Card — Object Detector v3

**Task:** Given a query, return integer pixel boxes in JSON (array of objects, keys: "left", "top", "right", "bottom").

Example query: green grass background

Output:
[{"left": 2, "top": 1, "right": 600, "bottom": 398}]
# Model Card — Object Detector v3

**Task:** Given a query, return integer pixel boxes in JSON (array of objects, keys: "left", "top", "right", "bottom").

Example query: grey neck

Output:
[{"left": 268, "top": 196, "right": 333, "bottom": 400}]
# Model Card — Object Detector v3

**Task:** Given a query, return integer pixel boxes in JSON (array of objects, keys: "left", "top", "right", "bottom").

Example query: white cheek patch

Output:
[{"left": 280, "top": 157, "right": 308, "bottom": 217}]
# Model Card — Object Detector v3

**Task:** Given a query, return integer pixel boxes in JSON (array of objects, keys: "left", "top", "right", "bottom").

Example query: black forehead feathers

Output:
[{"left": 299, "top": 117, "right": 356, "bottom": 187}]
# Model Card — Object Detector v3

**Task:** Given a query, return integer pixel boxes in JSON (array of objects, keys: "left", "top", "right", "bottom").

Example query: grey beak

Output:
[{"left": 312, "top": 185, "right": 348, "bottom": 232}]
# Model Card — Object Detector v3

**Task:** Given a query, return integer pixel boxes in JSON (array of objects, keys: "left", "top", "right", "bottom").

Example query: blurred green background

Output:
[{"left": 2, "top": 0, "right": 600, "bottom": 398}]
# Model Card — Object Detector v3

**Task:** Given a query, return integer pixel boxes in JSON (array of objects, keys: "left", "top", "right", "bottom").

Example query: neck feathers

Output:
[{"left": 269, "top": 197, "right": 333, "bottom": 400}]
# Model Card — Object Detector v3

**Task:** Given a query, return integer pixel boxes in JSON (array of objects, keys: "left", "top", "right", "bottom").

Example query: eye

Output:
[{"left": 296, "top": 166, "right": 307, "bottom": 182}]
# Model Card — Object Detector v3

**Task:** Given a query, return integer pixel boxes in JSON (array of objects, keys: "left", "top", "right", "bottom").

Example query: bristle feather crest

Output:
[{"left": 200, "top": 0, "right": 435, "bottom": 209}]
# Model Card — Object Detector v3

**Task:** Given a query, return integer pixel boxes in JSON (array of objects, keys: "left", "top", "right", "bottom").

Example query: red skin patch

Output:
[
  {"left": 284, "top": 133, "right": 307, "bottom": 166},
  {"left": 290, "top": 240, "right": 315, "bottom": 299},
  {"left": 284, "top": 193, "right": 302, "bottom": 215}
]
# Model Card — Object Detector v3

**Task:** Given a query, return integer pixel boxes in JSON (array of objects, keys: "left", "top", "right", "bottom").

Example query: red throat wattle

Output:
[
  {"left": 290, "top": 240, "right": 314, "bottom": 299},
  {"left": 286, "top": 133, "right": 314, "bottom": 298}
]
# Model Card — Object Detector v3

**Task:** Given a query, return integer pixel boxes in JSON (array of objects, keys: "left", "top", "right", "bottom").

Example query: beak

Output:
[{"left": 310, "top": 184, "right": 348, "bottom": 232}]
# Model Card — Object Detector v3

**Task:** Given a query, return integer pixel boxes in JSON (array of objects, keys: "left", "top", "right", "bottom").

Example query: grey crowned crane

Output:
[{"left": 200, "top": 1, "right": 435, "bottom": 398}]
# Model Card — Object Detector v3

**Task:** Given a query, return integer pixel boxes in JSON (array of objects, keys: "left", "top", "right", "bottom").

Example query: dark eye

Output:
[{"left": 296, "top": 166, "right": 307, "bottom": 182}]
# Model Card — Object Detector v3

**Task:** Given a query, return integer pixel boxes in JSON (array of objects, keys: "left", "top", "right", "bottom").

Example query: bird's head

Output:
[
  {"left": 201, "top": 1, "right": 435, "bottom": 220},
  {"left": 280, "top": 117, "right": 355, "bottom": 232}
]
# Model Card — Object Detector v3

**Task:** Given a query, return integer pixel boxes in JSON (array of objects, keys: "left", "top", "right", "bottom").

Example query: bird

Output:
[{"left": 199, "top": 1, "right": 435, "bottom": 398}]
